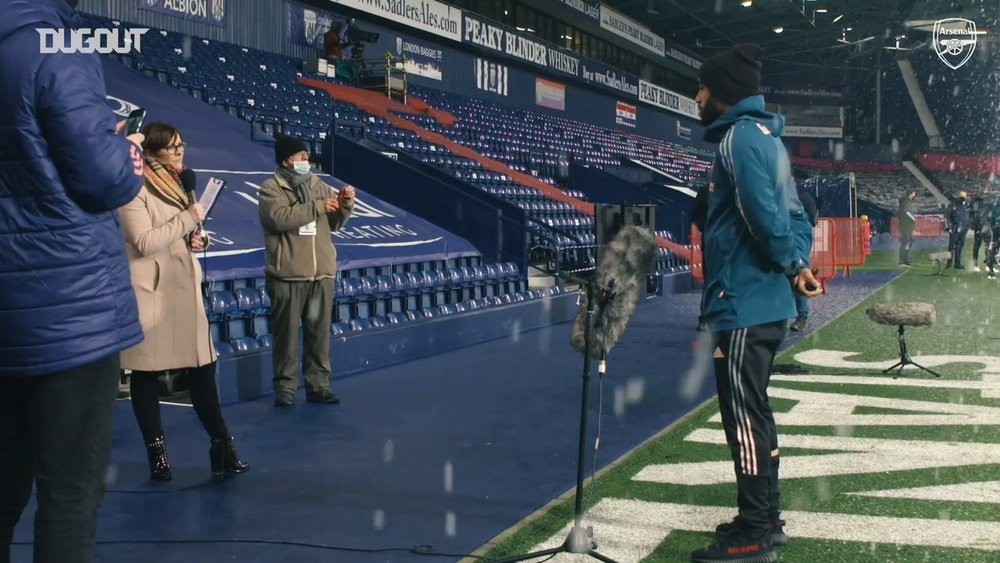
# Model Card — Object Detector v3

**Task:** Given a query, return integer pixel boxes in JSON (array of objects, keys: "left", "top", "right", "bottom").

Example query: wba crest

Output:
[{"left": 933, "top": 18, "right": 977, "bottom": 70}]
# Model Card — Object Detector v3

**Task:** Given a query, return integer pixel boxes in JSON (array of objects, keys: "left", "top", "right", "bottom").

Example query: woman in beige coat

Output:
[{"left": 119, "top": 122, "right": 248, "bottom": 481}]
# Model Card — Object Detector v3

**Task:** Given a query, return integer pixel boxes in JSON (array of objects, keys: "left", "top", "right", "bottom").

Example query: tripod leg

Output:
[
  {"left": 883, "top": 360, "right": 904, "bottom": 374},
  {"left": 587, "top": 549, "right": 620, "bottom": 563},
  {"left": 909, "top": 360, "right": 943, "bottom": 378}
]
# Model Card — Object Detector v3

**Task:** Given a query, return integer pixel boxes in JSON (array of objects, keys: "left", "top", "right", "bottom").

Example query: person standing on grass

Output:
[
  {"left": 985, "top": 195, "right": 1000, "bottom": 280},
  {"left": 969, "top": 185, "right": 991, "bottom": 271},
  {"left": 897, "top": 190, "right": 917, "bottom": 266},
  {"left": 946, "top": 190, "right": 971, "bottom": 269},
  {"left": 693, "top": 43, "right": 822, "bottom": 563}
]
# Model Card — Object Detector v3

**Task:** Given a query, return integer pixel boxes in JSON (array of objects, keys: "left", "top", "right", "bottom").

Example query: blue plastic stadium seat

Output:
[
  {"left": 482, "top": 264, "right": 501, "bottom": 296},
  {"left": 233, "top": 287, "right": 270, "bottom": 335},
  {"left": 349, "top": 318, "right": 373, "bottom": 332},
  {"left": 423, "top": 270, "right": 448, "bottom": 307},
  {"left": 386, "top": 312, "right": 408, "bottom": 325},
  {"left": 372, "top": 274, "right": 396, "bottom": 316},
  {"left": 214, "top": 339, "right": 234, "bottom": 356},
  {"left": 354, "top": 276, "right": 378, "bottom": 318},
  {"left": 256, "top": 286, "right": 271, "bottom": 308},
  {"left": 336, "top": 277, "right": 361, "bottom": 321},
  {"left": 330, "top": 321, "right": 351, "bottom": 336},
  {"left": 389, "top": 273, "right": 410, "bottom": 312},
  {"left": 368, "top": 316, "right": 389, "bottom": 329},
  {"left": 208, "top": 290, "right": 238, "bottom": 322},
  {"left": 230, "top": 336, "right": 260, "bottom": 354},
  {"left": 256, "top": 334, "right": 273, "bottom": 349},
  {"left": 445, "top": 268, "right": 466, "bottom": 303},
  {"left": 404, "top": 310, "right": 425, "bottom": 321}
]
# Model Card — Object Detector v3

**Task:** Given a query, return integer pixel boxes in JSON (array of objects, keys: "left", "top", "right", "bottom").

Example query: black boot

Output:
[
  {"left": 145, "top": 434, "right": 172, "bottom": 481},
  {"left": 210, "top": 436, "right": 249, "bottom": 476}
]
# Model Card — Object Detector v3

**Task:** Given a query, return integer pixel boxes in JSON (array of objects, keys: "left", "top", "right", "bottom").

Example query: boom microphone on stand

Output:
[
  {"left": 494, "top": 226, "right": 657, "bottom": 563},
  {"left": 571, "top": 225, "right": 658, "bottom": 358}
]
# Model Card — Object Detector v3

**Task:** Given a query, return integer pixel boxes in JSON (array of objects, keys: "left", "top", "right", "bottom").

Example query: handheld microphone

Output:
[
  {"left": 570, "top": 225, "right": 658, "bottom": 359},
  {"left": 180, "top": 168, "right": 197, "bottom": 203},
  {"left": 179, "top": 168, "right": 206, "bottom": 240}
]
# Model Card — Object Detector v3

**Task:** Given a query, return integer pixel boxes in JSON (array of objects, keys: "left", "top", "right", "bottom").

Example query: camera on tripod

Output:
[
  {"left": 347, "top": 27, "right": 379, "bottom": 44},
  {"left": 346, "top": 21, "right": 379, "bottom": 59}
]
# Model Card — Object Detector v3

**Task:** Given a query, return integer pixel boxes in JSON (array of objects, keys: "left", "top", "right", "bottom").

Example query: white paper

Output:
[{"left": 198, "top": 177, "right": 226, "bottom": 216}]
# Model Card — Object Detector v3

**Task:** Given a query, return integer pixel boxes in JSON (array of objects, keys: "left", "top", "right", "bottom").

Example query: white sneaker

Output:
[
  {"left": 988, "top": 273, "right": 996, "bottom": 280},
  {"left": 972, "top": 266, "right": 980, "bottom": 272}
]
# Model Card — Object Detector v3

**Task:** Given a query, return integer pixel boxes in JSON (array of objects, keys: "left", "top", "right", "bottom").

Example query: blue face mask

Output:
[{"left": 291, "top": 161, "right": 311, "bottom": 175}]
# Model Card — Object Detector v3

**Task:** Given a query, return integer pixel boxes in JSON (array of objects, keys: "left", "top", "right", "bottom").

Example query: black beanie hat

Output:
[
  {"left": 274, "top": 134, "right": 309, "bottom": 165},
  {"left": 698, "top": 43, "right": 764, "bottom": 105}
]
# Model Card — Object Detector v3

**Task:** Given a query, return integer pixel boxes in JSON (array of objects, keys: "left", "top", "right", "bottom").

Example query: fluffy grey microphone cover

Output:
[
  {"left": 571, "top": 226, "right": 658, "bottom": 358},
  {"left": 866, "top": 302, "right": 936, "bottom": 326}
]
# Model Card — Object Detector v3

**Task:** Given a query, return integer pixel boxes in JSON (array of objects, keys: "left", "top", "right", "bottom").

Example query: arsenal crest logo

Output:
[{"left": 933, "top": 18, "right": 977, "bottom": 70}]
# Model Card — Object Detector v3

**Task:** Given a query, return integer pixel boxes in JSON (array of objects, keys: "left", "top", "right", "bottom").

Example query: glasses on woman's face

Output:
[{"left": 163, "top": 142, "right": 187, "bottom": 155}]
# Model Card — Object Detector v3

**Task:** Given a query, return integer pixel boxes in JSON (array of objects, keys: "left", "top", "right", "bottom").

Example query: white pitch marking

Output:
[
  {"left": 848, "top": 481, "right": 1000, "bottom": 504},
  {"left": 740, "top": 387, "right": 1000, "bottom": 427},
  {"left": 772, "top": 373, "right": 1000, "bottom": 394},
  {"left": 633, "top": 428, "right": 1000, "bottom": 485},
  {"left": 527, "top": 499, "right": 999, "bottom": 561},
  {"left": 793, "top": 350, "right": 1000, "bottom": 398}
]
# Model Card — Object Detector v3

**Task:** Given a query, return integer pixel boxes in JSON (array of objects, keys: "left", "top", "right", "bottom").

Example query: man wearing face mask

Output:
[{"left": 259, "top": 135, "right": 355, "bottom": 407}]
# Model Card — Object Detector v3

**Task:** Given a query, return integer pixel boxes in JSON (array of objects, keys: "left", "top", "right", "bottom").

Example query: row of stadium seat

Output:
[
  {"left": 205, "top": 264, "right": 527, "bottom": 342},
  {"left": 214, "top": 287, "right": 568, "bottom": 356}
]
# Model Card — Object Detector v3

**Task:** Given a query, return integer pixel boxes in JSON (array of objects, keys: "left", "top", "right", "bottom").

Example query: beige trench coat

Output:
[{"left": 119, "top": 179, "right": 215, "bottom": 371}]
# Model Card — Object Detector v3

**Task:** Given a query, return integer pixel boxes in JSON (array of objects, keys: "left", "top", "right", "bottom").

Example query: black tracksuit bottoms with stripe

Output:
[{"left": 713, "top": 320, "right": 786, "bottom": 539}]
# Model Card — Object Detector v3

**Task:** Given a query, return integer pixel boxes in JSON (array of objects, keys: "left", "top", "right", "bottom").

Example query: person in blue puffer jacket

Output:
[
  {"left": 691, "top": 44, "right": 822, "bottom": 563},
  {"left": 0, "top": 0, "right": 145, "bottom": 561}
]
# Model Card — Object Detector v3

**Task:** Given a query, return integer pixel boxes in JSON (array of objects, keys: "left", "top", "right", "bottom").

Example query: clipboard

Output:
[{"left": 197, "top": 177, "right": 226, "bottom": 217}]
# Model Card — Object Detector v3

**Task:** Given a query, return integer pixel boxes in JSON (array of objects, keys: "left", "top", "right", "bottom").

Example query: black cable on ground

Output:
[{"left": 11, "top": 538, "right": 488, "bottom": 560}]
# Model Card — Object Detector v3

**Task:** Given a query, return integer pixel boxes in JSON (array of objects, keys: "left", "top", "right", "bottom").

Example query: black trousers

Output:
[
  {"left": 972, "top": 227, "right": 986, "bottom": 265},
  {"left": 713, "top": 321, "right": 786, "bottom": 538},
  {"left": 948, "top": 228, "right": 968, "bottom": 267},
  {"left": 0, "top": 355, "right": 119, "bottom": 563},
  {"left": 129, "top": 362, "right": 229, "bottom": 443},
  {"left": 988, "top": 228, "right": 1000, "bottom": 273}
]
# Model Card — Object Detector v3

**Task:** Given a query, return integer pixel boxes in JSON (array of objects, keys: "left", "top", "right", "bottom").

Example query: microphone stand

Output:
[{"left": 492, "top": 274, "right": 618, "bottom": 563}]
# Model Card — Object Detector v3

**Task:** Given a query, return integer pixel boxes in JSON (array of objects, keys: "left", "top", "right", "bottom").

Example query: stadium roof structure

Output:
[{"left": 604, "top": 0, "right": 998, "bottom": 77}]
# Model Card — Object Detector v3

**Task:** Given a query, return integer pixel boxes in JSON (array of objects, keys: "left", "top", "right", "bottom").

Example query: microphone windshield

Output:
[
  {"left": 179, "top": 168, "right": 197, "bottom": 196},
  {"left": 570, "top": 225, "right": 657, "bottom": 358}
]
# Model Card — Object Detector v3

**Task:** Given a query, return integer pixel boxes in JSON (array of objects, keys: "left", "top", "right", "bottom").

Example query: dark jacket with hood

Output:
[
  {"left": 701, "top": 95, "right": 813, "bottom": 331},
  {"left": 947, "top": 196, "right": 971, "bottom": 232},
  {"left": 0, "top": 0, "right": 144, "bottom": 376}
]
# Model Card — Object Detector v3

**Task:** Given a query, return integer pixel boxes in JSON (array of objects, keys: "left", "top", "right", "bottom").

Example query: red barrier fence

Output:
[
  {"left": 829, "top": 217, "right": 865, "bottom": 275},
  {"left": 811, "top": 218, "right": 838, "bottom": 292},
  {"left": 889, "top": 215, "right": 946, "bottom": 238}
]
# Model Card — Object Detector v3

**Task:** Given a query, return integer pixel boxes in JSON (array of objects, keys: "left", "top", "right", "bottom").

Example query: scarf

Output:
[
  {"left": 276, "top": 166, "right": 314, "bottom": 204},
  {"left": 144, "top": 159, "right": 190, "bottom": 207}
]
